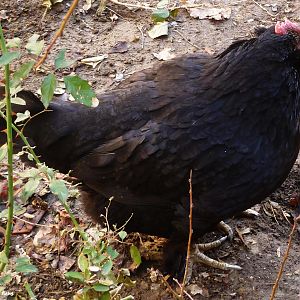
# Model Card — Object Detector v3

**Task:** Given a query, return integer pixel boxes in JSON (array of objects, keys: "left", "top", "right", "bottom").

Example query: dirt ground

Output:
[{"left": 1, "top": 0, "right": 300, "bottom": 299}]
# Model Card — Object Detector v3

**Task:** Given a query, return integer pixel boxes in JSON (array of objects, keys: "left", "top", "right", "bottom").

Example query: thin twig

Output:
[
  {"left": 173, "top": 30, "right": 201, "bottom": 50},
  {"left": 252, "top": 0, "right": 278, "bottom": 17},
  {"left": 269, "top": 201, "right": 279, "bottom": 225},
  {"left": 159, "top": 272, "right": 181, "bottom": 300},
  {"left": 35, "top": 0, "right": 79, "bottom": 70},
  {"left": 280, "top": 208, "right": 291, "bottom": 225},
  {"left": 106, "top": 6, "right": 125, "bottom": 19},
  {"left": 137, "top": 25, "right": 145, "bottom": 49},
  {"left": 13, "top": 215, "right": 54, "bottom": 228},
  {"left": 270, "top": 215, "right": 300, "bottom": 300},
  {"left": 235, "top": 227, "right": 250, "bottom": 249},
  {"left": 20, "top": 109, "right": 52, "bottom": 135},
  {"left": 173, "top": 278, "right": 194, "bottom": 300},
  {"left": 180, "top": 169, "right": 193, "bottom": 297}
]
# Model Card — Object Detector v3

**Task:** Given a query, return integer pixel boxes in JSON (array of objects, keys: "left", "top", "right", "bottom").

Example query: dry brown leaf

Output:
[
  {"left": 110, "top": 41, "right": 128, "bottom": 54},
  {"left": 13, "top": 206, "right": 46, "bottom": 234}
]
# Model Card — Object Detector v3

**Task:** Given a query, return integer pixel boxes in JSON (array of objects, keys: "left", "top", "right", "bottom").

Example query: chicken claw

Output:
[{"left": 184, "top": 221, "right": 241, "bottom": 282}]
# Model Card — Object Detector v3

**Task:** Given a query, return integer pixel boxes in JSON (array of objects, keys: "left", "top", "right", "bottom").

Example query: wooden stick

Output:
[
  {"left": 270, "top": 215, "right": 300, "bottom": 300},
  {"left": 35, "top": 0, "right": 79, "bottom": 70}
]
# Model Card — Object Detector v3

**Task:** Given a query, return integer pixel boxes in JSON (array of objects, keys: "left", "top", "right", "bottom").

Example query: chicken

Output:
[{"left": 1, "top": 20, "right": 300, "bottom": 276}]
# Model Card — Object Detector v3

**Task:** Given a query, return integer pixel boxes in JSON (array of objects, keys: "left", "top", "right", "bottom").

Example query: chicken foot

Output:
[{"left": 184, "top": 221, "right": 241, "bottom": 282}]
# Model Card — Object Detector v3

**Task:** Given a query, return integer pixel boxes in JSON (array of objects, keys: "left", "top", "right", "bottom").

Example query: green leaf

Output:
[
  {"left": 170, "top": 8, "right": 179, "bottom": 18},
  {"left": 65, "top": 271, "right": 85, "bottom": 283},
  {"left": 0, "top": 51, "right": 20, "bottom": 66},
  {"left": 78, "top": 253, "right": 89, "bottom": 273},
  {"left": 19, "top": 167, "right": 40, "bottom": 178},
  {"left": 49, "top": 179, "right": 69, "bottom": 202},
  {"left": 100, "top": 292, "right": 110, "bottom": 300},
  {"left": 24, "top": 282, "right": 37, "bottom": 300},
  {"left": 25, "top": 34, "right": 44, "bottom": 56},
  {"left": 0, "top": 144, "right": 7, "bottom": 162},
  {"left": 15, "top": 110, "right": 31, "bottom": 123},
  {"left": 93, "top": 254, "right": 106, "bottom": 265},
  {"left": 41, "top": 74, "right": 57, "bottom": 108},
  {"left": 0, "top": 274, "right": 12, "bottom": 286},
  {"left": 15, "top": 257, "right": 38, "bottom": 274},
  {"left": 151, "top": 9, "right": 170, "bottom": 23},
  {"left": 148, "top": 22, "right": 169, "bottom": 39},
  {"left": 101, "top": 259, "right": 113, "bottom": 275},
  {"left": 130, "top": 245, "right": 141, "bottom": 267},
  {"left": 64, "top": 75, "right": 95, "bottom": 106},
  {"left": 38, "top": 165, "right": 55, "bottom": 179},
  {"left": 21, "top": 178, "right": 39, "bottom": 201},
  {"left": 92, "top": 284, "right": 110, "bottom": 292},
  {"left": 106, "top": 246, "right": 119, "bottom": 260},
  {"left": 98, "top": 278, "right": 115, "bottom": 286},
  {"left": 6, "top": 37, "right": 21, "bottom": 48},
  {"left": 11, "top": 96, "right": 26, "bottom": 105},
  {"left": 0, "top": 250, "right": 8, "bottom": 264},
  {"left": 55, "top": 49, "right": 75, "bottom": 69},
  {"left": 118, "top": 230, "right": 127, "bottom": 241},
  {"left": 0, "top": 204, "right": 26, "bottom": 219},
  {"left": 11, "top": 61, "right": 35, "bottom": 88}
]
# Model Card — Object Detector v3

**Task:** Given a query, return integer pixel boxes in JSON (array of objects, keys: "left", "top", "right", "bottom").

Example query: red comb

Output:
[{"left": 275, "top": 19, "right": 300, "bottom": 35}]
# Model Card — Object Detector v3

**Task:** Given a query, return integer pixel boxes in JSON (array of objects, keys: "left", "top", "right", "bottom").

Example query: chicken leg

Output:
[{"left": 185, "top": 221, "right": 241, "bottom": 282}]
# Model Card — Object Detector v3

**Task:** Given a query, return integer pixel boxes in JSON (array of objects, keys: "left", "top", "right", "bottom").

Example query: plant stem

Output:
[
  {"left": 0, "top": 111, "right": 41, "bottom": 164},
  {"left": 60, "top": 200, "right": 87, "bottom": 241},
  {"left": 0, "top": 21, "right": 14, "bottom": 273},
  {"left": 0, "top": 111, "right": 87, "bottom": 241}
]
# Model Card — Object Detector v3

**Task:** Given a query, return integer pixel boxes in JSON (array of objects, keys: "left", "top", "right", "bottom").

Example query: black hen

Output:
[{"left": 1, "top": 20, "right": 300, "bottom": 274}]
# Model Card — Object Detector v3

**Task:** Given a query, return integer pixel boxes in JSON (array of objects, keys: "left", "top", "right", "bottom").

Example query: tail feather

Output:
[
  {"left": 0, "top": 86, "right": 45, "bottom": 148},
  {"left": 0, "top": 86, "right": 45, "bottom": 114}
]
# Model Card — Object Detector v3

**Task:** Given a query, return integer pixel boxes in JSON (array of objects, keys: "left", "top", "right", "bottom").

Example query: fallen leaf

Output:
[
  {"left": 148, "top": 22, "right": 169, "bottom": 39},
  {"left": 42, "top": 0, "right": 64, "bottom": 8},
  {"left": 83, "top": 0, "right": 93, "bottom": 10},
  {"left": 110, "top": 14, "right": 119, "bottom": 21},
  {"left": 0, "top": 10, "right": 8, "bottom": 20},
  {"left": 157, "top": 0, "right": 168, "bottom": 9},
  {"left": 13, "top": 206, "right": 46, "bottom": 234},
  {"left": 110, "top": 41, "right": 128, "bottom": 54},
  {"left": 244, "top": 208, "right": 260, "bottom": 217},
  {"left": 25, "top": 34, "right": 44, "bottom": 56},
  {"left": 204, "top": 47, "right": 215, "bottom": 55},
  {"left": 91, "top": 97, "right": 100, "bottom": 107},
  {"left": 51, "top": 255, "right": 75, "bottom": 272},
  {"left": 81, "top": 54, "right": 108, "bottom": 68},
  {"left": 33, "top": 225, "right": 68, "bottom": 254},
  {"left": 153, "top": 48, "right": 175, "bottom": 61},
  {"left": 189, "top": 7, "right": 231, "bottom": 20},
  {"left": 188, "top": 284, "right": 210, "bottom": 297}
]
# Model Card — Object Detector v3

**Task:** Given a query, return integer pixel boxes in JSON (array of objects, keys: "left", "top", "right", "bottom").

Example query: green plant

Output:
[
  {"left": 66, "top": 229, "right": 135, "bottom": 299},
  {"left": 0, "top": 255, "right": 38, "bottom": 299},
  {"left": 0, "top": 15, "right": 139, "bottom": 299}
]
